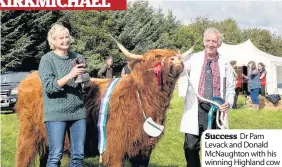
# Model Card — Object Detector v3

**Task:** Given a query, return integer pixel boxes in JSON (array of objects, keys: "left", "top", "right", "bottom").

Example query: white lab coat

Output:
[{"left": 180, "top": 51, "right": 235, "bottom": 135}]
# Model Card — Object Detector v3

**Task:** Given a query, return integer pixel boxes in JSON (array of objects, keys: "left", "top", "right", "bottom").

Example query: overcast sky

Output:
[{"left": 143, "top": 0, "right": 282, "bottom": 36}]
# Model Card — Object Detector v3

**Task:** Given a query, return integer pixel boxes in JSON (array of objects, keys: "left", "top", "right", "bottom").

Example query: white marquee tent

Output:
[{"left": 178, "top": 39, "right": 282, "bottom": 97}]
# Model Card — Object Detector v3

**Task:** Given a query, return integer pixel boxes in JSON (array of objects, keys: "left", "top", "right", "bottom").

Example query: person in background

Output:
[
  {"left": 180, "top": 28, "right": 235, "bottom": 167},
  {"left": 230, "top": 60, "right": 240, "bottom": 109},
  {"left": 121, "top": 59, "right": 131, "bottom": 77},
  {"left": 242, "top": 61, "right": 261, "bottom": 110},
  {"left": 230, "top": 60, "right": 238, "bottom": 79},
  {"left": 38, "top": 23, "right": 87, "bottom": 167},
  {"left": 258, "top": 62, "right": 267, "bottom": 96},
  {"left": 98, "top": 56, "right": 113, "bottom": 78}
]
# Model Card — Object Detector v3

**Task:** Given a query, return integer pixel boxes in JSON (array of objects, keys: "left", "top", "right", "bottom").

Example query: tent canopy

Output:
[
  {"left": 218, "top": 39, "right": 282, "bottom": 66},
  {"left": 218, "top": 39, "right": 282, "bottom": 94}
]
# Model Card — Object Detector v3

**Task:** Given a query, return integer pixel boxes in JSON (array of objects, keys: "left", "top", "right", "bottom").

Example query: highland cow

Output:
[{"left": 15, "top": 38, "right": 192, "bottom": 166}]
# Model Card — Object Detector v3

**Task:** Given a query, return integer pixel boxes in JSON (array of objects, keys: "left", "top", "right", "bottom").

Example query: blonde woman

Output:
[
  {"left": 242, "top": 61, "right": 261, "bottom": 110},
  {"left": 38, "top": 24, "right": 86, "bottom": 167}
]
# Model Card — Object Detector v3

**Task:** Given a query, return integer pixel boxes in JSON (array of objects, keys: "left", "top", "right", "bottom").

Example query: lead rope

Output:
[
  {"left": 136, "top": 89, "right": 147, "bottom": 120},
  {"left": 136, "top": 89, "right": 165, "bottom": 135},
  {"left": 185, "top": 70, "right": 228, "bottom": 129}
]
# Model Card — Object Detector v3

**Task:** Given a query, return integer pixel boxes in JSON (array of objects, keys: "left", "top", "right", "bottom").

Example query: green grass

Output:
[
  {"left": 1, "top": 111, "right": 19, "bottom": 167},
  {"left": 1, "top": 94, "right": 282, "bottom": 166}
]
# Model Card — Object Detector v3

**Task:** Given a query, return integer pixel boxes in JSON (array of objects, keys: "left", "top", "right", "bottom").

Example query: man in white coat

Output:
[{"left": 180, "top": 28, "right": 235, "bottom": 167}]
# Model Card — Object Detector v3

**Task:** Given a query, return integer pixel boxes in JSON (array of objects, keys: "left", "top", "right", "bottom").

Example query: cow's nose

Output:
[{"left": 171, "top": 56, "right": 182, "bottom": 64}]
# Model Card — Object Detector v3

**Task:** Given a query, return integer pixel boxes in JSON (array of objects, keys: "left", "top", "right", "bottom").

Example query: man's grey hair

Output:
[{"left": 203, "top": 28, "right": 223, "bottom": 46}]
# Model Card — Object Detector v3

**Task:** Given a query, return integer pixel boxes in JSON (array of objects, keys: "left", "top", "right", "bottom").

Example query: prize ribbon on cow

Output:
[{"left": 97, "top": 78, "right": 120, "bottom": 163}]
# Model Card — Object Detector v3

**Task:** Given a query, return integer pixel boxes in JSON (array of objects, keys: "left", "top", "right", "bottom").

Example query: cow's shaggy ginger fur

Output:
[{"left": 15, "top": 49, "right": 184, "bottom": 167}]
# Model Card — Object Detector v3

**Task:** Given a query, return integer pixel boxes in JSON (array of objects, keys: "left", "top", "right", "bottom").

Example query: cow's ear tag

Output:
[{"left": 143, "top": 117, "right": 164, "bottom": 137}]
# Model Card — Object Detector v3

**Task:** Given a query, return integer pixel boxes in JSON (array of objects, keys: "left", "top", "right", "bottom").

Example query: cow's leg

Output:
[
  {"left": 103, "top": 152, "right": 125, "bottom": 167},
  {"left": 129, "top": 154, "right": 151, "bottom": 167},
  {"left": 16, "top": 131, "right": 39, "bottom": 167},
  {"left": 102, "top": 134, "right": 126, "bottom": 167}
]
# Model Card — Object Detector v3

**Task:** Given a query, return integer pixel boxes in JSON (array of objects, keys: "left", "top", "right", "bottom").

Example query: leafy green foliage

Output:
[
  {"left": 1, "top": 11, "right": 68, "bottom": 72},
  {"left": 243, "top": 28, "right": 279, "bottom": 56},
  {"left": 1, "top": 2, "right": 282, "bottom": 74},
  {"left": 67, "top": 1, "right": 180, "bottom": 76},
  {"left": 217, "top": 18, "right": 244, "bottom": 44}
]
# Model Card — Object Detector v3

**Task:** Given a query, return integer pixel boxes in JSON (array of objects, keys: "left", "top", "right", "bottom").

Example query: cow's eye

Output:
[{"left": 155, "top": 55, "right": 162, "bottom": 60}]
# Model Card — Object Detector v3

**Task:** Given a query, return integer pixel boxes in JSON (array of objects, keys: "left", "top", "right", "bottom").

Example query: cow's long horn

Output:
[
  {"left": 108, "top": 34, "right": 144, "bottom": 60},
  {"left": 180, "top": 40, "right": 198, "bottom": 59}
]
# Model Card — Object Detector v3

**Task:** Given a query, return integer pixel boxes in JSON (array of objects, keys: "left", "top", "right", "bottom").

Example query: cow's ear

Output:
[{"left": 155, "top": 55, "right": 162, "bottom": 60}]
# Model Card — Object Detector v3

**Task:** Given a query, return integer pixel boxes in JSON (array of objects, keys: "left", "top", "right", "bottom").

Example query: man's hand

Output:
[{"left": 219, "top": 102, "right": 230, "bottom": 113}]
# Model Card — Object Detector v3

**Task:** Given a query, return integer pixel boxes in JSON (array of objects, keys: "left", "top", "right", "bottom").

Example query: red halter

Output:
[{"left": 153, "top": 62, "right": 162, "bottom": 86}]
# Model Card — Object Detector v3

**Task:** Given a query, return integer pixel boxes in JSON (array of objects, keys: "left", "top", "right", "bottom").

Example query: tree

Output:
[
  {"left": 243, "top": 28, "right": 276, "bottom": 55},
  {"left": 113, "top": 1, "right": 180, "bottom": 53},
  {"left": 217, "top": 18, "right": 244, "bottom": 44},
  {"left": 3, "top": 6, "right": 282, "bottom": 74},
  {"left": 170, "top": 25, "right": 196, "bottom": 52},
  {"left": 1, "top": 11, "right": 68, "bottom": 72},
  {"left": 69, "top": 1, "right": 180, "bottom": 76},
  {"left": 67, "top": 10, "right": 116, "bottom": 76},
  {"left": 272, "top": 35, "right": 282, "bottom": 57}
]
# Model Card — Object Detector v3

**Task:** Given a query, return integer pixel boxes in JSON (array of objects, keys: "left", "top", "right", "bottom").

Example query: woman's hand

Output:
[
  {"left": 57, "top": 64, "right": 86, "bottom": 88},
  {"left": 68, "top": 64, "right": 86, "bottom": 79}
]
